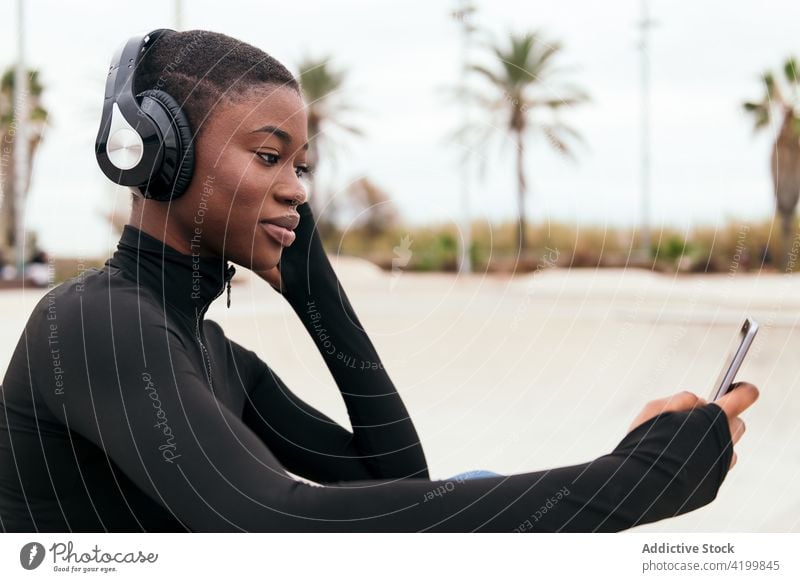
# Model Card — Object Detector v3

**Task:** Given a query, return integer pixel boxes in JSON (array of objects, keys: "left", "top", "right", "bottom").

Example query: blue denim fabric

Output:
[{"left": 446, "top": 469, "right": 504, "bottom": 480}]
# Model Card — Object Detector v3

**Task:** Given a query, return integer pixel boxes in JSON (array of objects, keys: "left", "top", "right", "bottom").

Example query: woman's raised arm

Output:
[{"left": 262, "top": 201, "right": 430, "bottom": 481}]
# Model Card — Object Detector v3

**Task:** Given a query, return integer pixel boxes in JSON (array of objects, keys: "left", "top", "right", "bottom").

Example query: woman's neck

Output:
[{"left": 128, "top": 202, "right": 221, "bottom": 259}]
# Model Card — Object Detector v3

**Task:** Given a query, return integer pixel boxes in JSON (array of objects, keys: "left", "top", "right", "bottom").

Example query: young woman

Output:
[{"left": 0, "top": 29, "right": 758, "bottom": 532}]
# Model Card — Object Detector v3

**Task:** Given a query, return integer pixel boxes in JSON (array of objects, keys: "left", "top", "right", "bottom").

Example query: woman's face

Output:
[{"left": 176, "top": 84, "right": 310, "bottom": 275}]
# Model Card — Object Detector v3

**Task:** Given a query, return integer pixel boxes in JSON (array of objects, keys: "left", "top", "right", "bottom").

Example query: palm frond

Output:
[
  {"left": 541, "top": 125, "right": 573, "bottom": 159},
  {"left": 466, "top": 30, "right": 588, "bottom": 161},
  {"left": 327, "top": 119, "right": 365, "bottom": 137},
  {"left": 783, "top": 57, "right": 798, "bottom": 85},
  {"left": 530, "top": 94, "right": 589, "bottom": 109},
  {"left": 539, "top": 121, "right": 587, "bottom": 161},
  {"left": 469, "top": 64, "right": 504, "bottom": 89},
  {"left": 442, "top": 117, "right": 503, "bottom": 177},
  {"left": 293, "top": 55, "right": 364, "bottom": 169},
  {"left": 762, "top": 71, "right": 784, "bottom": 104},
  {"left": 742, "top": 100, "right": 771, "bottom": 132}
]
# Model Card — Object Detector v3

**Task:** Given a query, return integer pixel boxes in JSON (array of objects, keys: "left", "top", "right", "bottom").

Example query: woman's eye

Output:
[
  {"left": 257, "top": 152, "right": 280, "bottom": 165},
  {"left": 295, "top": 165, "right": 313, "bottom": 179},
  {"left": 257, "top": 153, "right": 313, "bottom": 180}
]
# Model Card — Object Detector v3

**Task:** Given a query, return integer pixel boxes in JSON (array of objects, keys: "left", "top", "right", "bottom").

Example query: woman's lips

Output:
[{"left": 260, "top": 221, "right": 296, "bottom": 247}]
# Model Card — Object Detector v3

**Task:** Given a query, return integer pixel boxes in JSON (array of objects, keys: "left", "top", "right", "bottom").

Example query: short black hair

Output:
[
  {"left": 130, "top": 29, "right": 300, "bottom": 201},
  {"left": 134, "top": 29, "right": 299, "bottom": 133}
]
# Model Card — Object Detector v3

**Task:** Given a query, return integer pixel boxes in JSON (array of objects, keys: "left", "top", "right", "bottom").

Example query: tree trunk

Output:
[
  {"left": 779, "top": 210, "right": 796, "bottom": 271},
  {"left": 771, "top": 107, "right": 800, "bottom": 271},
  {"left": 0, "top": 132, "right": 39, "bottom": 263},
  {"left": 515, "top": 128, "right": 527, "bottom": 253}
]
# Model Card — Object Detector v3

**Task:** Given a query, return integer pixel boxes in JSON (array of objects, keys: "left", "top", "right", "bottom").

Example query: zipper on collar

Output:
[
  {"left": 195, "top": 261, "right": 235, "bottom": 318},
  {"left": 195, "top": 311, "right": 214, "bottom": 389},
  {"left": 194, "top": 261, "right": 236, "bottom": 391},
  {"left": 225, "top": 263, "right": 236, "bottom": 308}
]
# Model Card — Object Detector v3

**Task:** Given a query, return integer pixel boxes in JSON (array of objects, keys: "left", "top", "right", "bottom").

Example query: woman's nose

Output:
[{"left": 274, "top": 189, "right": 307, "bottom": 207}]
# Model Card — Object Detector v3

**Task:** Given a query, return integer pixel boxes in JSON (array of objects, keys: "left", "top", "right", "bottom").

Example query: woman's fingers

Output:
[
  {"left": 729, "top": 416, "right": 746, "bottom": 445},
  {"left": 715, "top": 382, "right": 760, "bottom": 419},
  {"left": 628, "top": 390, "right": 705, "bottom": 432},
  {"left": 712, "top": 381, "right": 758, "bottom": 472},
  {"left": 660, "top": 390, "right": 703, "bottom": 413},
  {"left": 726, "top": 416, "right": 745, "bottom": 471}
]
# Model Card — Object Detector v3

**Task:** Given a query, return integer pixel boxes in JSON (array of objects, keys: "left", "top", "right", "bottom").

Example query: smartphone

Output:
[{"left": 708, "top": 317, "right": 759, "bottom": 401}]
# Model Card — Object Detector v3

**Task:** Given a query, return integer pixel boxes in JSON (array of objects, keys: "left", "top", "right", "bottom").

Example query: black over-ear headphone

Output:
[{"left": 95, "top": 28, "right": 195, "bottom": 201}]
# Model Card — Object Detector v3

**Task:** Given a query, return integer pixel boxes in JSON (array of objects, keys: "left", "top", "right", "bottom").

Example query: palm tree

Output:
[
  {"left": 743, "top": 57, "right": 800, "bottom": 271},
  {"left": 0, "top": 67, "right": 48, "bottom": 262},
  {"left": 295, "top": 56, "right": 364, "bottom": 236},
  {"left": 453, "top": 30, "right": 589, "bottom": 253}
]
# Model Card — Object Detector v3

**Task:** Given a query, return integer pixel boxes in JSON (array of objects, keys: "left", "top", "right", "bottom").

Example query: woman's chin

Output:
[
  {"left": 251, "top": 252, "right": 281, "bottom": 273},
  {"left": 227, "top": 248, "right": 279, "bottom": 274}
]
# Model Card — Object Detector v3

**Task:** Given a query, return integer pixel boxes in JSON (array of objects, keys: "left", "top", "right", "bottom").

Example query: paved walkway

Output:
[{"left": 1, "top": 261, "right": 797, "bottom": 531}]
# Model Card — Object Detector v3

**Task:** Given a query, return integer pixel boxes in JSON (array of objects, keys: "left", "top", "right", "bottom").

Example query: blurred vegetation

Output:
[
  {"left": 322, "top": 214, "right": 795, "bottom": 275},
  {"left": 39, "top": 213, "right": 790, "bottom": 287}
]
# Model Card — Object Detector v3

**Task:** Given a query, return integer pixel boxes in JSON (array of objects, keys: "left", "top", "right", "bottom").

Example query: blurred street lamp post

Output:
[
  {"left": 174, "top": 0, "right": 184, "bottom": 30},
  {"left": 452, "top": 0, "right": 476, "bottom": 274},
  {"left": 638, "top": 0, "right": 655, "bottom": 262},
  {"left": 14, "top": 0, "right": 29, "bottom": 275}
]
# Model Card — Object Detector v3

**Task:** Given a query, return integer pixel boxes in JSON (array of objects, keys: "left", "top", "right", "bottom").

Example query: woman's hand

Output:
[{"left": 628, "top": 382, "right": 759, "bottom": 470}]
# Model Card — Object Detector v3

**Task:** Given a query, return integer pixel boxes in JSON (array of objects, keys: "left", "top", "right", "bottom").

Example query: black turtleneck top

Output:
[{"left": 0, "top": 203, "right": 734, "bottom": 532}]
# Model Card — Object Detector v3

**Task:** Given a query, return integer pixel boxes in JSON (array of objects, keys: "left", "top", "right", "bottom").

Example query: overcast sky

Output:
[{"left": 1, "top": 0, "right": 797, "bottom": 258}]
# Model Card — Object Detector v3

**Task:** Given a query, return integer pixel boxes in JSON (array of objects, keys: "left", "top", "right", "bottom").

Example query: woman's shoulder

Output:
[{"left": 27, "top": 265, "right": 164, "bottom": 328}]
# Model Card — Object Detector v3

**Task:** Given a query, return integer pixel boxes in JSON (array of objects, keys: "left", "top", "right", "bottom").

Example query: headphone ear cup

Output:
[{"left": 136, "top": 89, "right": 195, "bottom": 200}]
